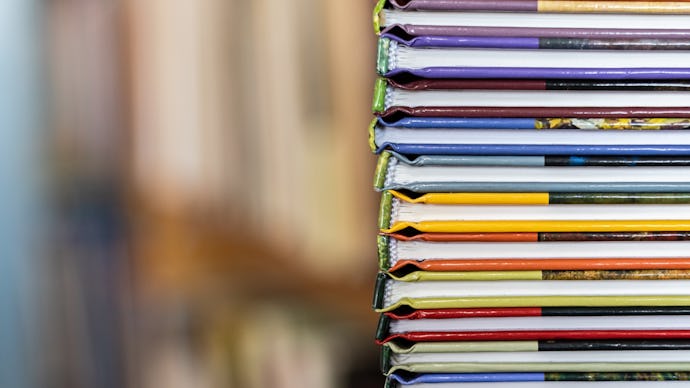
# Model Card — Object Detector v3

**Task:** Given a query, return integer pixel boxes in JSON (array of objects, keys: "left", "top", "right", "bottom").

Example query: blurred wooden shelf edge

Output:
[{"left": 127, "top": 196, "right": 378, "bottom": 328}]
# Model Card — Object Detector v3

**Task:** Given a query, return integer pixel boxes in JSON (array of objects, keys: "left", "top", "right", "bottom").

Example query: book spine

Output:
[
  {"left": 382, "top": 295, "right": 690, "bottom": 312},
  {"left": 373, "top": 272, "right": 389, "bottom": 310},
  {"left": 540, "top": 38, "right": 690, "bottom": 50},
  {"left": 384, "top": 220, "right": 690, "bottom": 234},
  {"left": 373, "top": 0, "right": 386, "bottom": 33},
  {"left": 380, "top": 106, "right": 690, "bottom": 119},
  {"left": 390, "top": 258, "right": 690, "bottom": 272},
  {"left": 539, "top": 340, "right": 690, "bottom": 351},
  {"left": 539, "top": 1, "right": 690, "bottom": 14},
  {"left": 545, "top": 156, "right": 690, "bottom": 166},
  {"left": 376, "top": 314, "right": 392, "bottom": 342},
  {"left": 546, "top": 372, "right": 690, "bottom": 381},
  {"left": 390, "top": 270, "right": 690, "bottom": 282},
  {"left": 390, "top": 25, "right": 690, "bottom": 39},
  {"left": 386, "top": 0, "right": 690, "bottom": 13},
  {"left": 543, "top": 307, "right": 690, "bottom": 316},
  {"left": 540, "top": 232, "right": 690, "bottom": 241},
  {"left": 381, "top": 345, "right": 393, "bottom": 375},
  {"left": 378, "top": 191, "right": 394, "bottom": 230},
  {"left": 542, "top": 269, "right": 690, "bottom": 280},
  {"left": 368, "top": 118, "right": 379, "bottom": 152},
  {"left": 386, "top": 67, "right": 690, "bottom": 80},
  {"left": 371, "top": 78, "right": 387, "bottom": 114},
  {"left": 549, "top": 193, "right": 690, "bottom": 204},
  {"left": 383, "top": 330, "right": 690, "bottom": 343},
  {"left": 390, "top": 0, "right": 538, "bottom": 11},
  {"left": 388, "top": 361, "right": 690, "bottom": 374},
  {"left": 392, "top": 270, "right": 543, "bottom": 282},
  {"left": 378, "top": 235, "right": 391, "bottom": 271},
  {"left": 385, "top": 307, "right": 690, "bottom": 320},
  {"left": 387, "top": 232, "right": 690, "bottom": 242},
  {"left": 535, "top": 118, "right": 690, "bottom": 130},
  {"left": 387, "top": 232, "right": 539, "bottom": 242},
  {"left": 373, "top": 151, "right": 392, "bottom": 190}
]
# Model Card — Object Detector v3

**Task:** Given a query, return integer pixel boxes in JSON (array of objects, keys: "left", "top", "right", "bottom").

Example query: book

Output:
[
  {"left": 377, "top": 87, "right": 690, "bottom": 109},
  {"left": 378, "top": 39, "right": 690, "bottom": 79},
  {"left": 379, "top": 0, "right": 690, "bottom": 13},
  {"left": 388, "top": 269, "right": 690, "bottom": 282},
  {"left": 384, "top": 78, "right": 690, "bottom": 91},
  {"left": 382, "top": 34, "right": 690, "bottom": 50},
  {"left": 376, "top": 9, "right": 690, "bottom": 31},
  {"left": 377, "top": 152, "right": 690, "bottom": 167},
  {"left": 378, "top": 116, "right": 690, "bottom": 130},
  {"left": 385, "top": 191, "right": 690, "bottom": 205},
  {"left": 386, "top": 258, "right": 690, "bottom": 273},
  {"left": 380, "top": 330, "right": 690, "bottom": 344},
  {"left": 385, "top": 316, "right": 690, "bottom": 334},
  {"left": 380, "top": 240, "right": 690, "bottom": 264},
  {"left": 387, "top": 372, "right": 690, "bottom": 385},
  {"left": 375, "top": 154, "right": 690, "bottom": 192},
  {"left": 384, "top": 340, "right": 690, "bottom": 353},
  {"left": 385, "top": 378, "right": 690, "bottom": 387},
  {"left": 385, "top": 232, "right": 690, "bottom": 242},
  {"left": 373, "top": 127, "right": 690, "bottom": 155},
  {"left": 376, "top": 278, "right": 690, "bottom": 311},
  {"left": 384, "top": 307, "right": 690, "bottom": 319}
]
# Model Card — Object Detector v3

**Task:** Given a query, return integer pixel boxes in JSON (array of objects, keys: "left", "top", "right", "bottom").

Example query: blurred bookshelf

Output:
[{"left": 38, "top": 0, "right": 381, "bottom": 387}]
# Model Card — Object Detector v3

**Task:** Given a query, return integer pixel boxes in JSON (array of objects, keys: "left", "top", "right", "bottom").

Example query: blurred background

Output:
[{"left": 1, "top": 1, "right": 378, "bottom": 387}]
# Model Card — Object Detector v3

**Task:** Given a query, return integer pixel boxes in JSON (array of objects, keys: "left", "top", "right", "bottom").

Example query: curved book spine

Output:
[
  {"left": 384, "top": 307, "right": 690, "bottom": 320},
  {"left": 388, "top": 259, "right": 690, "bottom": 273},
  {"left": 379, "top": 106, "right": 690, "bottom": 119},
  {"left": 378, "top": 117, "right": 690, "bottom": 130},
  {"left": 378, "top": 330, "right": 690, "bottom": 344},
  {"left": 382, "top": 25, "right": 690, "bottom": 39},
  {"left": 387, "top": 371, "right": 690, "bottom": 384},
  {"left": 386, "top": 78, "right": 690, "bottom": 91},
  {"left": 382, "top": 0, "right": 690, "bottom": 13},
  {"left": 389, "top": 270, "right": 690, "bottom": 282},
  {"left": 383, "top": 34, "right": 690, "bottom": 50},
  {"left": 386, "top": 232, "right": 690, "bottom": 242}
]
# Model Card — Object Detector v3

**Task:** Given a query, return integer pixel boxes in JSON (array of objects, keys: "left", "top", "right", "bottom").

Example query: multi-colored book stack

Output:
[{"left": 370, "top": 1, "right": 690, "bottom": 387}]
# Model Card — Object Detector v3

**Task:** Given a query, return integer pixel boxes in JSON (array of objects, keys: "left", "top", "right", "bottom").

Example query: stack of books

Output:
[{"left": 370, "top": 1, "right": 690, "bottom": 387}]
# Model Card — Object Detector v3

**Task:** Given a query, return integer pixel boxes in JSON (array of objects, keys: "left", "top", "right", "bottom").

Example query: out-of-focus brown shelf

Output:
[{"left": 128, "top": 199, "right": 378, "bottom": 328}]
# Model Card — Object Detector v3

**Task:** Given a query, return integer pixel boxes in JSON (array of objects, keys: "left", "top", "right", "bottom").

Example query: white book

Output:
[
  {"left": 388, "top": 42, "right": 690, "bottom": 70},
  {"left": 390, "top": 315, "right": 690, "bottom": 334},
  {"left": 392, "top": 201, "right": 690, "bottom": 223},
  {"left": 387, "top": 43, "right": 690, "bottom": 71},
  {"left": 390, "top": 240, "right": 690, "bottom": 263},
  {"left": 385, "top": 88, "right": 690, "bottom": 108},
  {"left": 376, "top": 127, "right": 690, "bottom": 147},
  {"left": 385, "top": 162, "right": 690, "bottom": 186},
  {"left": 385, "top": 279, "right": 690, "bottom": 305}
]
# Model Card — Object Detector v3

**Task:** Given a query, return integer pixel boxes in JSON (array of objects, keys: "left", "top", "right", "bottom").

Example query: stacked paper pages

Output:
[{"left": 370, "top": 1, "right": 690, "bottom": 387}]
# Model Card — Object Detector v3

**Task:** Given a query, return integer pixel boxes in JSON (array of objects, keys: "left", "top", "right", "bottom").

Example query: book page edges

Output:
[
  {"left": 377, "top": 39, "right": 390, "bottom": 75},
  {"left": 387, "top": 362, "right": 690, "bottom": 375}
]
